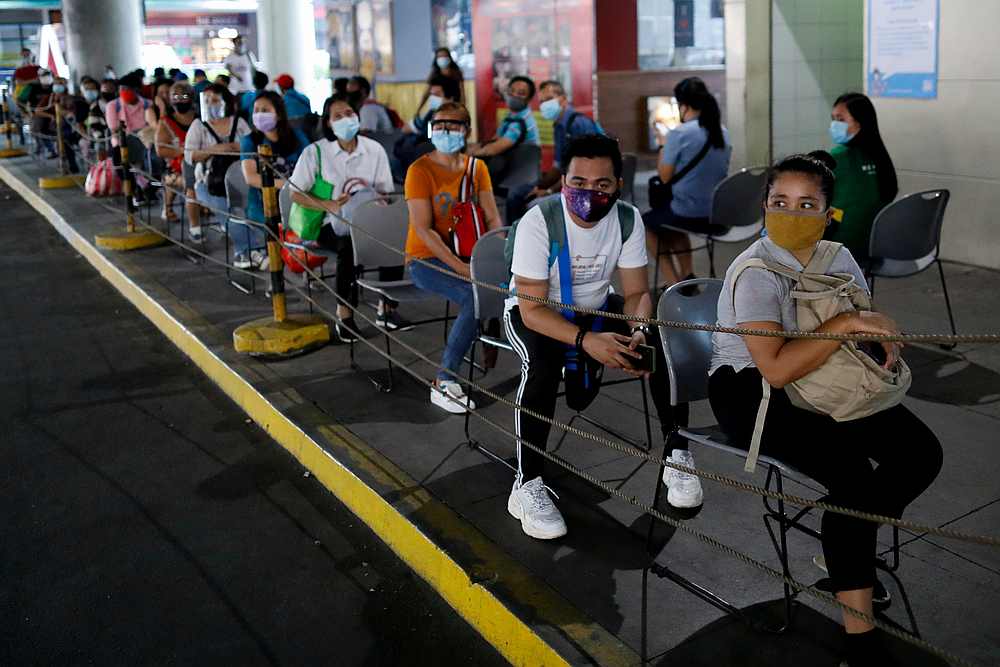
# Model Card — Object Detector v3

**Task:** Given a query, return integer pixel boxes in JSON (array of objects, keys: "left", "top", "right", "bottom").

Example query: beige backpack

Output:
[{"left": 730, "top": 241, "right": 912, "bottom": 473}]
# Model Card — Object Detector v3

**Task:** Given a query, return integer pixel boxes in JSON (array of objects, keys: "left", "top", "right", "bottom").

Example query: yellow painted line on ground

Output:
[{"left": 0, "top": 164, "right": 641, "bottom": 667}]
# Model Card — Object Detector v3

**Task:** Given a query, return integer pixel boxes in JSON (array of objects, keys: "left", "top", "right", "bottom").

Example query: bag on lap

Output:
[
  {"left": 729, "top": 240, "right": 912, "bottom": 473},
  {"left": 202, "top": 118, "right": 240, "bottom": 198},
  {"left": 288, "top": 144, "right": 333, "bottom": 241}
]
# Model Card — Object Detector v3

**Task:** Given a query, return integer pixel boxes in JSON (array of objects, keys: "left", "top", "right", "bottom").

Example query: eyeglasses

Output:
[
  {"left": 171, "top": 94, "right": 192, "bottom": 102},
  {"left": 429, "top": 120, "right": 468, "bottom": 132}
]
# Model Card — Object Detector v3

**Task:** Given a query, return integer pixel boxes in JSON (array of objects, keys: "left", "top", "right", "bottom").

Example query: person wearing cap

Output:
[
  {"left": 275, "top": 73, "right": 311, "bottom": 122},
  {"left": 223, "top": 34, "right": 255, "bottom": 95}
]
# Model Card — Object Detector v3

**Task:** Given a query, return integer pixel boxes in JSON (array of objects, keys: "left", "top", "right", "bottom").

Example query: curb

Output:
[{"left": 0, "top": 161, "right": 641, "bottom": 667}]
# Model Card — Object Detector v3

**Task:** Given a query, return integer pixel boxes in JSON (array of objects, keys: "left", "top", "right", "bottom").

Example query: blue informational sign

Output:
[{"left": 867, "top": 0, "right": 939, "bottom": 99}]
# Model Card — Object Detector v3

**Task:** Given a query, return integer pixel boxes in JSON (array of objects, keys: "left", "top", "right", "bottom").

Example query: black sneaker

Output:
[
  {"left": 335, "top": 317, "right": 360, "bottom": 343},
  {"left": 376, "top": 310, "right": 414, "bottom": 332}
]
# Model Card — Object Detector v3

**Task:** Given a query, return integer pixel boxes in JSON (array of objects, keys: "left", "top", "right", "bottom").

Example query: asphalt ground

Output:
[{"left": 0, "top": 183, "right": 507, "bottom": 666}]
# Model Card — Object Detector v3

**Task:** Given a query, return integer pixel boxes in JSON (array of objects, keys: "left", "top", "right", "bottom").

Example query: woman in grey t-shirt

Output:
[{"left": 708, "top": 152, "right": 941, "bottom": 665}]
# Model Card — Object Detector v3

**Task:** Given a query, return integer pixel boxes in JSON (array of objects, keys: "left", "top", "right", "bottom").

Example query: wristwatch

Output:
[{"left": 630, "top": 324, "right": 652, "bottom": 338}]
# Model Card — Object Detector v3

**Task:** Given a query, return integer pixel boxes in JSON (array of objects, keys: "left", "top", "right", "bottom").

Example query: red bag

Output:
[
  {"left": 279, "top": 223, "right": 327, "bottom": 274},
  {"left": 449, "top": 156, "right": 487, "bottom": 260},
  {"left": 85, "top": 157, "right": 122, "bottom": 197}
]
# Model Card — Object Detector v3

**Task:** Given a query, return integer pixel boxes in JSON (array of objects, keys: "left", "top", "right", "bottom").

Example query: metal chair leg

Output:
[
  {"left": 707, "top": 238, "right": 717, "bottom": 278},
  {"left": 937, "top": 259, "right": 957, "bottom": 349}
]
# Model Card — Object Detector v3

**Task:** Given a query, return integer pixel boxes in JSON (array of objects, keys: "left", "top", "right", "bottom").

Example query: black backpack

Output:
[{"left": 201, "top": 118, "right": 240, "bottom": 198}]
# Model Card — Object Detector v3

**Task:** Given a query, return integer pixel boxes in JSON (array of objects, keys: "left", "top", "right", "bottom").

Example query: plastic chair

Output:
[
  {"left": 621, "top": 152, "right": 638, "bottom": 204},
  {"left": 650, "top": 279, "right": 916, "bottom": 635},
  {"left": 366, "top": 130, "right": 401, "bottom": 160},
  {"left": 348, "top": 196, "right": 454, "bottom": 392},
  {"left": 652, "top": 166, "right": 768, "bottom": 286},
  {"left": 224, "top": 160, "right": 259, "bottom": 294},
  {"left": 493, "top": 143, "right": 541, "bottom": 195},
  {"left": 867, "top": 189, "right": 955, "bottom": 347}
]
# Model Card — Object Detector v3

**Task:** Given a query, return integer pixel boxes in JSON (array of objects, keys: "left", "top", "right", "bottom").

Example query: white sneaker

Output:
[
  {"left": 507, "top": 477, "right": 567, "bottom": 540},
  {"left": 662, "top": 448, "right": 704, "bottom": 508},
  {"left": 430, "top": 380, "right": 475, "bottom": 414},
  {"left": 189, "top": 226, "right": 203, "bottom": 242},
  {"left": 251, "top": 250, "right": 268, "bottom": 271}
]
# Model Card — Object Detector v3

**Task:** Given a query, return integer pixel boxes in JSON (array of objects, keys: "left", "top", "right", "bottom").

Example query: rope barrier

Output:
[{"left": 17, "top": 135, "right": 990, "bottom": 665}]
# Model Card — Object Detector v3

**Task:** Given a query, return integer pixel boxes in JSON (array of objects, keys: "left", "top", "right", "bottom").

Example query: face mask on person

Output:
[
  {"left": 562, "top": 184, "right": 619, "bottom": 223},
  {"left": 331, "top": 115, "right": 360, "bottom": 141},
  {"left": 52, "top": 84, "right": 66, "bottom": 94},
  {"left": 206, "top": 101, "right": 227, "bottom": 120},
  {"left": 505, "top": 94, "right": 528, "bottom": 112},
  {"left": 253, "top": 111, "right": 278, "bottom": 132},
  {"left": 100, "top": 91, "right": 116, "bottom": 102},
  {"left": 540, "top": 98, "right": 562, "bottom": 121},
  {"left": 436, "top": 56, "right": 451, "bottom": 69},
  {"left": 39, "top": 75, "right": 53, "bottom": 86},
  {"left": 430, "top": 129, "right": 465, "bottom": 154},
  {"left": 829, "top": 120, "right": 855, "bottom": 145},
  {"left": 83, "top": 89, "right": 99, "bottom": 103},
  {"left": 427, "top": 95, "right": 444, "bottom": 112},
  {"left": 173, "top": 101, "right": 193, "bottom": 114},
  {"left": 120, "top": 89, "right": 138, "bottom": 105},
  {"left": 763, "top": 208, "right": 829, "bottom": 251}
]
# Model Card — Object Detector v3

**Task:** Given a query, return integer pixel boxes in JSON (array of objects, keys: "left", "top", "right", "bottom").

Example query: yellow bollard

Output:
[
  {"left": 0, "top": 90, "right": 26, "bottom": 158},
  {"left": 94, "top": 122, "right": 165, "bottom": 250},
  {"left": 233, "top": 143, "right": 329, "bottom": 356},
  {"left": 38, "top": 101, "right": 85, "bottom": 189}
]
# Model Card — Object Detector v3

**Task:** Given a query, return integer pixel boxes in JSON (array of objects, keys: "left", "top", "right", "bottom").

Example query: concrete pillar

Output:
[
  {"left": 62, "top": 0, "right": 143, "bottom": 84},
  {"left": 724, "top": 0, "right": 771, "bottom": 169},
  {"left": 256, "top": 0, "right": 319, "bottom": 108}
]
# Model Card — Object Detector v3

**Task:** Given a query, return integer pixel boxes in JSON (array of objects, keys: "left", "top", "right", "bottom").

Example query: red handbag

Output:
[
  {"left": 278, "top": 223, "right": 328, "bottom": 274},
  {"left": 449, "top": 156, "right": 487, "bottom": 260}
]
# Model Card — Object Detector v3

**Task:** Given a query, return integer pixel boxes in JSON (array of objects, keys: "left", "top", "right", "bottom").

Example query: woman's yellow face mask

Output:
[{"left": 764, "top": 171, "right": 832, "bottom": 251}]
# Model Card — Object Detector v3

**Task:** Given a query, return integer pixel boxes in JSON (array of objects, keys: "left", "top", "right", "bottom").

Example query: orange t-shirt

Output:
[{"left": 403, "top": 154, "right": 492, "bottom": 260}]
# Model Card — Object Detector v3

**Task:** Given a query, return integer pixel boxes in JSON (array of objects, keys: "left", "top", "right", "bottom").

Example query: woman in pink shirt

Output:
[{"left": 104, "top": 82, "right": 149, "bottom": 146}]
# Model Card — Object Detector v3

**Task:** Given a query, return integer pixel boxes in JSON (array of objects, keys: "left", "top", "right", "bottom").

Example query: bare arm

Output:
[
  {"left": 240, "top": 156, "right": 286, "bottom": 190},
  {"left": 478, "top": 188, "right": 503, "bottom": 231},
  {"left": 155, "top": 122, "right": 181, "bottom": 159},
  {"left": 618, "top": 266, "right": 653, "bottom": 326},
  {"left": 407, "top": 197, "right": 469, "bottom": 276},
  {"left": 657, "top": 161, "right": 675, "bottom": 183},
  {"left": 144, "top": 106, "right": 157, "bottom": 128},
  {"left": 742, "top": 311, "right": 901, "bottom": 388},
  {"left": 468, "top": 136, "right": 513, "bottom": 158}
]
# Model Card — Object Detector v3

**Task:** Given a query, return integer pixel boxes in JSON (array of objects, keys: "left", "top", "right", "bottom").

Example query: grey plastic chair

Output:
[
  {"left": 494, "top": 143, "right": 541, "bottom": 194},
  {"left": 652, "top": 279, "right": 914, "bottom": 635},
  {"left": 652, "top": 166, "right": 767, "bottom": 286},
  {"left": 867, "top": 189, "right": 955, "bottom": 343},
  {"left": 366, "top": 130, "right": 401, "bottom": 160},
  {"left": 348, "top": 196, "right": 453, "bottom": 392},
  {"left": 621, "top": 152, "right": 638, "bottom": 204},
  {"left": 223, "top": 160, "right": 258, "bottom": 294}
]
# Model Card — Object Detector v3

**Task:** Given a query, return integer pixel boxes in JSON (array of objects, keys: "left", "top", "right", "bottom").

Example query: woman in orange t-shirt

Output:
[{"left": 405, "top": 102, "right": 502, "bottom": 414}]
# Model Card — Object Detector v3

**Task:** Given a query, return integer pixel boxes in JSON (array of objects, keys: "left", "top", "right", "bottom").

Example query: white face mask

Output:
[{"left": 436, "top": 56, "right": 450, "bottom": 69}]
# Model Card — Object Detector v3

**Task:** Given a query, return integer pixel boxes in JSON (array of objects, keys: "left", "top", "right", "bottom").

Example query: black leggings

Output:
[
  {"left": 708, "top": 366, "right": 942, "bottom": 592},
  {"left": 316, "top": 226, "right": 402, "bottom": 306}
]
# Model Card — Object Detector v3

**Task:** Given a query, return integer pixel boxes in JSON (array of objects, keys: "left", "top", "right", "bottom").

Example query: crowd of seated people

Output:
[{"left": 23, "top": 41, "right": 938, "bottom": 661}]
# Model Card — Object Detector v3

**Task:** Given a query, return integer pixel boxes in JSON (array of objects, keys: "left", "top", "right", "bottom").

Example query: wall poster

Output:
[{"left": 868, "top": 0, "right": 939, "bottom": 99}]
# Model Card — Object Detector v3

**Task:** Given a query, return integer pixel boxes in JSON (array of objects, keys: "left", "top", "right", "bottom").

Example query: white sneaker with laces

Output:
[
  {"left": 430, "top": 380, "right": 475, "bottom": 414},
  {"left": 662, "top": 448, "right": 704, "bottom": 508},
  {"left": 507, "top": 477, "right": 567, "bottom": 540},
  {"left": 252, "top": 250, "right": 268, "bottom": 271},
  {"left": 189, "top": 226, "right": 203, "bottom": 242}
]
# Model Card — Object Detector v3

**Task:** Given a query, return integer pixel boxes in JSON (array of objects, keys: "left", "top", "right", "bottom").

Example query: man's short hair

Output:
[
  {"left": 253, "top": 70, "right": 269, "bottom": 90},
  {"left": 350, "top": 75, "right": 372, "bottom": 97},
  {"left": 561, "top": 133, "right": 623, "bottom": 179},
  {"left": 508, "top": 75, "right": 536, "bottom": 100},
  {"left": 429, "top": 75, "right": 461, "bottom": 102},
  {"left": 193, "top": 68, "right": 206, "bottom": 78},
  {"left": 539, "top": 80, "right": 565, "bottom": 97}
]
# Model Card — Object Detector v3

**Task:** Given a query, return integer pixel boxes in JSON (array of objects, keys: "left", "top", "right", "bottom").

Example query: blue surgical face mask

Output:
[
  {"left": 83, "top": 89, "right": 99, "bottom": 103},
  {"left": 540, "top": 98, "right": 561, "bottom": 121},
  {"left": 52, "top": 84, "right": 67, "bottom": 94},
  {"left": 331, "top": 114, "right": 360, "bottom": 141},
  {"left": 431, "top": 129, "right": 465, "bottom": 154},
  {"left": 206, "top": 102, "right": 227, "bottom": 120},
  {"left": 436, "top": 56, "right": 450, "bottom": 69},
  {"left": 829, "top": 120, "right": 855, "bottom": 145}
]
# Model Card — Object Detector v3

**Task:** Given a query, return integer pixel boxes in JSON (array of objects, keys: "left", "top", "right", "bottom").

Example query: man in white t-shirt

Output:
[
  {"left": 223, "top": 35, "right": 255, "bottom": 95},
  {"left": 503, "top": 133, "right": 701, "bottom": 540}
]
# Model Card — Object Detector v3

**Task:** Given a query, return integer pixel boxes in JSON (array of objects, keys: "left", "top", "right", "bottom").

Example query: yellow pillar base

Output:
[
  {"left": 0, "top": 147, "right": 26, "bottom": 158},
  {"left": 38, "top": 174, "right": 86, "bottom": 189},
  {"left": 94, "top": 229, "right": 167, "bottom": 251},
  {"left": 233, "top": 314, "right": 330, "bottom": 357}
]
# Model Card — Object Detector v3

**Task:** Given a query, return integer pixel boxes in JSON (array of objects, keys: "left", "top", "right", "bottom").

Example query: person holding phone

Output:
[{"left": 503, "top": 134, "right": 701, "bottom": 541}]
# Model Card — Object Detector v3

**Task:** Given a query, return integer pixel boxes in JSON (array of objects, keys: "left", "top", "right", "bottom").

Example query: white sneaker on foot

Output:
[
  {"left": 430, "top": 380, "right": 475, "bottom": 414},
  {"left": 189, "top": 226, "right": 203, "bottom": 242},
  {"left": 251, "top": 250, "right": 268, "bottom": 271},
  {"left": 662, "top": 448, "right": 704, "bottom": 508},
  {"left": 507, "top": 477, "right": 567, "bottom": 540}
]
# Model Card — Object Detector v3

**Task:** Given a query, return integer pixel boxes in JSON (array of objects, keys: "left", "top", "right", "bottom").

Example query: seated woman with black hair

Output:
[
  {"left": 644, "top": 77, "right": 731, "bottom": 288},
  {"left": 710, "top": 151, "right": 942, "bottom": 667}
]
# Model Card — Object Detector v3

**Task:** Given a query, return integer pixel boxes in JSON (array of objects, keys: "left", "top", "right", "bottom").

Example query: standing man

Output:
[{"left": 223, "top": 34, "right": 255, "bottom": 96}]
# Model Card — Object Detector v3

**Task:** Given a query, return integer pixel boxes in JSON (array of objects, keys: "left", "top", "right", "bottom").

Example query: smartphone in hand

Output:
[{"left": 628, "top": 344, "right": 657, "bottom": 374}]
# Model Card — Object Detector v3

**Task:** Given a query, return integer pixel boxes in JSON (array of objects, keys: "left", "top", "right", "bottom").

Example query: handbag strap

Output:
[
  {"left": 459, "top": 156, "right": 477, "bottom": 203},
  {"left": 668, "top": 138, "right": 712, "bottom": 186}
]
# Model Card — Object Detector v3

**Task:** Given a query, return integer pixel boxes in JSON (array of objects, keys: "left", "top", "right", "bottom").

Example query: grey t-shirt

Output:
[{"left": 709, "top": 238, "right": 868, "bottom": 374}]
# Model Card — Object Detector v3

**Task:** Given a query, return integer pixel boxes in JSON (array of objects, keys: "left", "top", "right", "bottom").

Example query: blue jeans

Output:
[{"left": 409, "top": 257, "right": 477, "bottom": 382}]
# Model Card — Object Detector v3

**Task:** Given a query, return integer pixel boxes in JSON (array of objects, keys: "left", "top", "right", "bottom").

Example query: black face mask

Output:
[
  {"left": 100, "top": 92, "right": 115, "bottom": 101},
  {"left": 173, "top": 102, "right": 193, "bottom": 114},
  {"left": 347, "top": 90, "right": 364, "bottom": 108}
]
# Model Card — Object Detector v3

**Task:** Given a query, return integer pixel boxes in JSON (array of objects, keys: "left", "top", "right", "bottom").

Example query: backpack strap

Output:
[
  {"left": 615, "top": 200, "right": 635, "bottom": 243},
  {"left": 202, "top": 120, "right": 222, "bottom": 144},
  {"left": 227, "top": 116, "right": 239, "bottom": 141},
  {"left": 537, "top": 195, "right": 567, "bottom": 269},
  {"left": 669, "top": 139, "right": 712, "bottom": 186},
  {"left": 745, "top": 377, "right": 771, "bottom": 473}
]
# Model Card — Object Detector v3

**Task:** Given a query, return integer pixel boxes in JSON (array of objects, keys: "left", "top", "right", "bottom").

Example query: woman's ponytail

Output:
[{"left": 674, "top": 77, "right": 725, "bottom": 149}]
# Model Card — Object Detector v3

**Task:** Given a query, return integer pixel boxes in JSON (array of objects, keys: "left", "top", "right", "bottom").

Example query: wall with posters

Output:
[{"left": 865, "top": 0, "right": 1000, "bottom": 268}]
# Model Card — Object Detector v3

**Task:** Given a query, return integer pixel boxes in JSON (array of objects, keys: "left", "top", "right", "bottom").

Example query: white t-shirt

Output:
[
  {"left": 183, "top": 116, "right": 251, "bottom": 183},
  {"left": 223, "top": 51, "right": 255, "bottom": 94},
  {"left": 289, "top": 136, "right": 394, "bottom": 234},
  {"left": 507, "top": 197, "right": 647, "bottom": 310}
]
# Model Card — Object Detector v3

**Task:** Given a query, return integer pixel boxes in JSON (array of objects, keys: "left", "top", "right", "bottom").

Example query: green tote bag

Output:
[{"left": 288, "top": 144, "right": 334, "bottom": 241}]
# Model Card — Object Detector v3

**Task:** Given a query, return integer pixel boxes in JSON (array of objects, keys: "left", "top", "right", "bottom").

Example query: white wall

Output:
[
  {"left": 771, "top": 0, "right": 864, "bottom": 158},
  {"left": 724, "top": 0, "right": 771, "bottom": 170},
  {"left": 866, "top": 0, "right": 1000, "bottom": 268}
]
